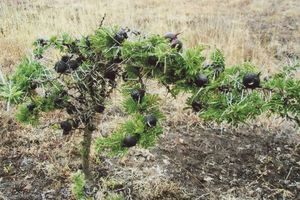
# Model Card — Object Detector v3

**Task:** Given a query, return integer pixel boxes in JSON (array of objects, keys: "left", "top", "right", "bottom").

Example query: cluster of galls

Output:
[
  {"left": 54, "top": 55, "right": 83, "bottom": 74},
  {"left": 190, "top": 72, "right": 261, "bottom": 113},
  {"left": 121, "top": 89, "right": 158, "bottom": 148}
]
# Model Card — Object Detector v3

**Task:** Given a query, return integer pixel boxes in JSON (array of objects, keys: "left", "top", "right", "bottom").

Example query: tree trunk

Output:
[{"left": 82, "top": 126, "right": 92, "bottom": 179}]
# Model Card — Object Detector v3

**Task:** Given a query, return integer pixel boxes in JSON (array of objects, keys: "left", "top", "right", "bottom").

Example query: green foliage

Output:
[
  {"left": 16, "top": 104, "right": 39, "bottom": 125},
  {"left": 11, "top": 57, "right": 49, "bottom": 92},
  {"left": 71, "top": 171, "right": 86, "bottom": 200},
  {"left": 263, "top": 63, "right": 300, "bottom": 122},
  {"left": 0, "top": 58, "right": 48, "bottom": 105},
  {"left": 182, "top": 46, "right": 206, "bottom": 76},
  {"left": 123, "top": 93, "right": 161, "bottom": 114},
  {"left": 0, "top": 80, "right": 24, "bottom": 104},
  {"left": 95, "top": 112, "right": 163, "bottom": 156},
  {"left": 2, "top": 24, "right": 299, "bottom": 170},
  {"left": 90, "top": 26, "right": 120, "bottom": 60},
  {"left": 210, "top": 49, "right": 225, "bottom": 67}
]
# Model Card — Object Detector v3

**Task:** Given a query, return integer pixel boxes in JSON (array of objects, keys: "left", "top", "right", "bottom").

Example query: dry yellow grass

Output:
[{"left": 0, "top": 0, "right": 299, "bottom": 74}]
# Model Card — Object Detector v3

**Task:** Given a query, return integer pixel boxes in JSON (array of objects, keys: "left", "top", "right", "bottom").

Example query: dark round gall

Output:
[
  {"left": 54, "top": 61, "right": 69, "bottom": 73},
  {"left": 121, "top": 135, "right": 139, "bottom": 148},
  {"left": 171, "top": 39, "right": 183, "bottom": 50},
  {"left": 243, "top": 73, "right": 260, "bottom": 89},
  {"left": 30, "top": 82, "right": 38, "bottom": 90},
  {"left": 147, "top": 55, "right": 159, "bottom": 66},
  {"left": 191, "top": 101, "right": 202, "bottom": 112},
  {"left": 164, "top": 32, "right": 177, "bottom": 41},
  {"left": 114, "top": 29, "right": 128, "bottom": 44},
  {"left": 104, "top": 70, "right": 117, "bottom": 81},
  {"left": 131, "top": 89, "right": 145, "bottom": 103},
  {"left": 27, "top": 103, "right": 36, "bottom": 112},
  {"left": 95, "top": 104, "right": 105, "bottom": 113},
  {"left": 60, "top": 121, "right": 72, "bottom": 134},
  {"left": 195, "top": 74, "right": 209, "bottom": 87},
  {"left": 144, "top": 114, "right": 157, "bottom": 127}
]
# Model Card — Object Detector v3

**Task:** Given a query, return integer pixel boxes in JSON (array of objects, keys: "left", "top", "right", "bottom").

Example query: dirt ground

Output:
[{"left": 1, "top": 108, "right": 299, "bottom": 200}]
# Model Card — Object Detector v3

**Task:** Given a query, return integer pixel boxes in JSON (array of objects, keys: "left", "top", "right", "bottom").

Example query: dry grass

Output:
[{"left": 0, "top": 0, "right": 299, "bottom": 74}]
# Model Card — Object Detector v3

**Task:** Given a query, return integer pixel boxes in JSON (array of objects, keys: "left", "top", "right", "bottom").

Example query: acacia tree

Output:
[{"left": 0, "top": 24, "right": 299, "bottom": 178}]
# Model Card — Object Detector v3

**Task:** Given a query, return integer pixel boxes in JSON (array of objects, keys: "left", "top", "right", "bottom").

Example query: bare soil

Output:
[{"left": 1, "top": 111, "right": 299, "bottom": 200}]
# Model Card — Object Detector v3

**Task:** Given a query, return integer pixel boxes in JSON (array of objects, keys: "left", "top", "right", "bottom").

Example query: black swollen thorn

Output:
[
  {"left": 104, "top": 70, "right": 117, "bottom": 81},
  {"left": 195, "top": 74, "right": 209, "bottom": 87},
  {"left": 170, "top": 39, "right": 183, "bottom": 51},
  {"left": 144, "top": 114, "right": 157, "bottom": 127},
  {"left": 121, "top": 135, "right": 139, "bottom": 148},
  {"left": 27, "top": 103, "right": 36, "bottom": 112},
  {"left": 114, "top": 29, "right": 128, "bottom": 44},
  {"left": 131, "top": 89, "right": 145, "bottom": 103},
  {"left": 243, "top": 73, "right": 261, "bottom": 89},
  {"left": 60, "top": 121, "right": 72, "bottom": 135},
  {"left": 191, "top": 101, "right": 202, "bottom": 112},
  {"left": 147, "top": 55, "right": 159, "bottom": 66},
  {"left": 30, "top": 82, "right": 38, "bottom": 90},
  {"left": 164, "top": 32, "right": 177, "bottom": 41},
  {"left": 54, "top": 60, "right": 69, "bottom": 74},
  {"left": 95, "top": 104, "right": 105, "bottom": 113}
]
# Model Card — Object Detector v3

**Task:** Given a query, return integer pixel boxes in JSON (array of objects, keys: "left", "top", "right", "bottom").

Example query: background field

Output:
[
  {"left": 1, "top": 0, "right": 299, "bottom": 73},
  {"left": 0, "top": 0, "right": 300, "bottom": 199}
]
